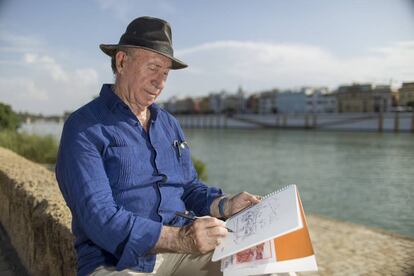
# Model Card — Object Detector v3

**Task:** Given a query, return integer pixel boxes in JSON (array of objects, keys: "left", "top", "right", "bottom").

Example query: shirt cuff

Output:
[
  {"left": 116, "top": 217, "right": 162, "bottom": 270},
  {"left": 204, "top": 187, "right": 225, "bottom": 216}
]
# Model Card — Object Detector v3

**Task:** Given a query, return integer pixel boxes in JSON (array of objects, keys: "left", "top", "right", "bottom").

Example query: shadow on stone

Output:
[{"left": 0, "top": 222, "right": 30, "bottom": 276}]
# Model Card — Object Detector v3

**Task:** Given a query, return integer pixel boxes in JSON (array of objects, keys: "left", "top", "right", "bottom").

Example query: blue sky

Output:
[{"left": 1, "top": 0, "right": 413, "bottom": 114}]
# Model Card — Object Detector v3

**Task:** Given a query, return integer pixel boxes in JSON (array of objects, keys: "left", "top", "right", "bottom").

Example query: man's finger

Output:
[
  {"left": 235, "top": 192, "right": 261, "bottom": 204},
  {"left": 250, "top": 194, "right": 262, "bottom": 203},
  {"left": 194, "top": 217, "right": 225, "bottom": 229},
  {"left": 207, "top": 225, "right": 228, "bottom": 238}
]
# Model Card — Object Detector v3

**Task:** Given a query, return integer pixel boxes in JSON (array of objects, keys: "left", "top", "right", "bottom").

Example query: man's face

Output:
[{"left": 116, "top": 48, "right": 172, "bottom": 108}]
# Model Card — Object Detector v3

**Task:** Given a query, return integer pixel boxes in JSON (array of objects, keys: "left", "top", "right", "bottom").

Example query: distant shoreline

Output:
[{"left": 176, "top": 112, "right": 414, "bottom": 133}]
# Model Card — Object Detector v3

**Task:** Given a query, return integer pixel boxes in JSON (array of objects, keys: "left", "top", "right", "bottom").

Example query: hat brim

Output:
[{"left": 99, "top": 44, "right": 188, "bottom": 70}]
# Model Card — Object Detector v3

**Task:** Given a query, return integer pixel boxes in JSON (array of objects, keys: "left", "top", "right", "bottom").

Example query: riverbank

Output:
[
  {"left": 0, "top": 147, "right": 413, "bottom": 275},
  {"left": 302, "top": 214, "right": 414, "bottom": 275}
]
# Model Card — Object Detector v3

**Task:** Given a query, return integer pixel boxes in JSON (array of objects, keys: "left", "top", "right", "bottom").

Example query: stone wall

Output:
[{"left": 0, "top": 147, "right": 76, "bottom": 276}]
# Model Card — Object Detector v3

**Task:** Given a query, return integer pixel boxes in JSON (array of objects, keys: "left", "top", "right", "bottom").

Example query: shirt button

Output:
[{"left": 160, "top": 174, "right": 168, "bottom": 183}]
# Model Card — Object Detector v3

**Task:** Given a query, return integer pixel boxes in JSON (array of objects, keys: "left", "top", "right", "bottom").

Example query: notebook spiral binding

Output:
[
  {"left": 228, "top": 184, "right": 296, "bottom": 220},
  {"left": 262, "top": 184, "right": 295, "bottom": 200}
]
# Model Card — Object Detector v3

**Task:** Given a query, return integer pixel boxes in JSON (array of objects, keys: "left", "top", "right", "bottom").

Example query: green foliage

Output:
[
  {"left": 0, "top": 102, "right": 21, "bottom": 131},
  {"left": 0, "top": 130, "right": 58, "bottom": 164},
  {"left": 192, "top": 157, "right": 208, "bottom": 182}
]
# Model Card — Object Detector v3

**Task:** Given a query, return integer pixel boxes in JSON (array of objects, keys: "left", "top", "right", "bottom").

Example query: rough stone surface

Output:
[
  {"left": 0, "top": 147, "right": 413, "bottom": 275},
  {"left": 0, "top": 147, "right": 75, "bottom": 276},
  {"left": 0, "top": 222, "right": 30, "bottom": 276}
]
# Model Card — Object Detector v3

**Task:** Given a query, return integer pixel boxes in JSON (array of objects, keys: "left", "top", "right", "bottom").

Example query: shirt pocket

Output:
[
  {"left": 173, "top": 141, "right": 193, "bottom": 182},
  {"left": 103, "top": 146, "right": 148, "bottom": 187}
]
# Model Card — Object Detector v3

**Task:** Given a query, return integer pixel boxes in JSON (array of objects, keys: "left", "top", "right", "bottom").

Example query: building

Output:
[
  {"left": 163, "top": 96, "right": 178, "bottom": 113},
  {"left": 276, "top": 90, "right": 307, "bottom": 114},
  {"left": 164, "top": 96, "right": 195, "bottom": 114},
  {"left": 222, "top": 87, "right": 246, "bottom": 114},
  {"left": 373, "top": 85, "right": 393, "bottom": 112},
  {"left": 258, "top": 89, "right": 278, "bottom": 114},
  {"left": 304, "top": 87, "right": 337, "bottom": 113},
  {"left": 208, "top": 91, "right": 226, "bottom": 114},
  {"left": 198, "top": 96, "right": 211, "bottom": 113},
  {"left": 246, "top": 94, "right": 259, "bottom": 113},
  {"left": 399, "top": 82, "right": 414, "bottom": 108},
  {"left": 337, "top": 84, "right": 392, "bottom": 113}
]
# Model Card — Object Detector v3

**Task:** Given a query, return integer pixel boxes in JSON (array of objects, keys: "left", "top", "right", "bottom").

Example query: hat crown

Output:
[
  {"left": 100, "top": 16, "right": 187, "bottom": 69},
  {"left": 125, "top": 17, "right": 172, "bottom": 44},
  {"left": 119, "top": 16, "right": 173, "bottom": 56}
]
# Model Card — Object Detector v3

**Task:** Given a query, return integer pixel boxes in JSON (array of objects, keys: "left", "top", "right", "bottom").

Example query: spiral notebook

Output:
[
  {"left": 212, "top": 184, "right": 303, "bottom": 262},
  {"left": 220, "top": 186, "right": 317, "bottom": 275}
]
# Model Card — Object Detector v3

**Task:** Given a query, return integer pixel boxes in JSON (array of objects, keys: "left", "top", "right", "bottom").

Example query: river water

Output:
[{"left": 20, "top": 121, "right": 414, "bottom": 238}]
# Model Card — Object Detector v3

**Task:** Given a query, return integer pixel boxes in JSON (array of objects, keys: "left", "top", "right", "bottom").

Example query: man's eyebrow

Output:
[{"left": 148, "top": 62, "right": 171, "bottom": 69}]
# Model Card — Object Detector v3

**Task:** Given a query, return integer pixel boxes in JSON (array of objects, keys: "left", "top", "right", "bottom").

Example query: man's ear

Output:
[{"left": 115, "top": 51, "right": 127, "bottom": 73}]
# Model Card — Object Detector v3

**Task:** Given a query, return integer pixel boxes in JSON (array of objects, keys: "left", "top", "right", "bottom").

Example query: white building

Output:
[
  {"left": 305, "top": 87, "right": 337, "bottom": 113},
  {"left": 276, "top": 90, "right": 307, "bottom": 113}
]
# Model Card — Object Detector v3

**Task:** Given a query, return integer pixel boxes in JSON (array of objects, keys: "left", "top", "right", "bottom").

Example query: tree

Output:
[
  {"left": 192, "top": 157, "right": 208, "bottom": 182},
  {"left": 0, "top": 102, "right": 21, "bottom": 131}
]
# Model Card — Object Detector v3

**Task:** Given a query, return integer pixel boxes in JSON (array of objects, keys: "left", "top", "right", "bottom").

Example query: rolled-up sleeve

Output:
[{"left": 55, "top": 118, "right": 162, "bottom": 270}]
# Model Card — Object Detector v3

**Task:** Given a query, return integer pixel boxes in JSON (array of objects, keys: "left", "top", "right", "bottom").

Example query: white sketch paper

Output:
[{"left": 212, "top": 184, "right": 302, "bottom": 262}]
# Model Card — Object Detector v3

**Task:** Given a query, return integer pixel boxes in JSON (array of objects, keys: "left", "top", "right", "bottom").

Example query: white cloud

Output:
[
  {"left": 0, "top": 52, "right": 100, "bottom": 114},
  {"left": 24, "top": 53, "right": 69, "bottom": 82},
  {"left": 74, "top": 69, "right": 99, "bottom": 86},
  {"left": 0, "top": 29, "right": 102, "bottom": 115},
  {"left": 0, "top": 78, "right": 48, "bottom": 113},
  {"left": 161, "top": 40, "right": 414, "bottom": 99}
]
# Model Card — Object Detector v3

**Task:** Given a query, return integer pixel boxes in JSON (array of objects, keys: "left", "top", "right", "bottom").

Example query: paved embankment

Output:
[
  {"left": 0, "top": 147, "right": 413, "bottom": 275},
  {"left": 301, "top": 215, "right": 414, "bottom": 276}
]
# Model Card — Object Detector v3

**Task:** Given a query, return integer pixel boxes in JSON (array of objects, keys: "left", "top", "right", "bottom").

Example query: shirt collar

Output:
[
  {"left": 149, "top": 102, "right": 160, "bottom": 122},
  {"left": 100, "top": 84, "right": 125, "bottom": 112},
  {"left": 99, "top": 83, "right": 160, "bottom": 121}
]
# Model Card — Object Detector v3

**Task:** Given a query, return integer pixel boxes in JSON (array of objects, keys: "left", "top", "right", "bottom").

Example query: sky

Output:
[{"left": 0, "top": 0, "right": 413, "bottom": 115}]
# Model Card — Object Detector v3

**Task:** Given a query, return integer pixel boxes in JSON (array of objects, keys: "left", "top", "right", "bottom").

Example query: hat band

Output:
[{"left": 119, "top": 35, "right": 174, "bottom": 56}]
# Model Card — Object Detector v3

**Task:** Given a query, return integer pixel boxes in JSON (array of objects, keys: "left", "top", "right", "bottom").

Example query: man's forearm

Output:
[{"left": 151, "top": 225, "right": 195, "bottom": 254}]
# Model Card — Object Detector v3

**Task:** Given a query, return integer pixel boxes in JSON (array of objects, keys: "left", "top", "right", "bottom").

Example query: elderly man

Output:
[{"left": 56, "top": 17, "right": 260, "bottom": 276}]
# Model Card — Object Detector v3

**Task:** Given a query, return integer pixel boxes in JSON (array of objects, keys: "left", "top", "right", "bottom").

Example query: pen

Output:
[{"left": 175, "top": 211, "right": 234, "bottom": 233}]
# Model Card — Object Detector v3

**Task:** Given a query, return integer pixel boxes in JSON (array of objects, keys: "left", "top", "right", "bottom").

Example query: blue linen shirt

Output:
[{"left": 55, "top": 84, "right": 224, "bottom": 276}]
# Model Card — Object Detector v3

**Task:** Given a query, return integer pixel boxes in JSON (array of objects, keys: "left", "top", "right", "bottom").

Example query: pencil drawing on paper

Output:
[{"left": 231, "top": 199, "right": 280, "bottom": 244}]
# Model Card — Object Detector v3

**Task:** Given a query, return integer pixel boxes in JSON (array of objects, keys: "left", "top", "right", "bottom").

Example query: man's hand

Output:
[
  {"left": 179, "top": 216, "right": 228, "bottom": 254},
  {"left": 153, "top": 216, "right": 228, "bottom": 254},
  {"left": 224, "top": 192, "right": 261, "bottom": 218}
]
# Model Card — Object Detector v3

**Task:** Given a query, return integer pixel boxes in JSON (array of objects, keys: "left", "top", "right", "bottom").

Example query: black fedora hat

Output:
[{"left": 100, "top": 16, "right": 187, "bottom": 70}]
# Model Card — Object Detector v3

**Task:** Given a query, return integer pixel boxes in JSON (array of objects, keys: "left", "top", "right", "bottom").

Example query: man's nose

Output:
[{"left": 152, "top": 73, "right": 166, "bottom": 89}]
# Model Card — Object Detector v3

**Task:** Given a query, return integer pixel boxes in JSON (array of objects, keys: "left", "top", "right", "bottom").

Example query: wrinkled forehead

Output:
[{"left": 129, "top": 48, "right": 172, "bottom": 68}]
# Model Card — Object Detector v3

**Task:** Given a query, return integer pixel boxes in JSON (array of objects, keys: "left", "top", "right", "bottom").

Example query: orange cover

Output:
[{"left": 274, "top": 192, "right": 314, "bottom": 261}]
